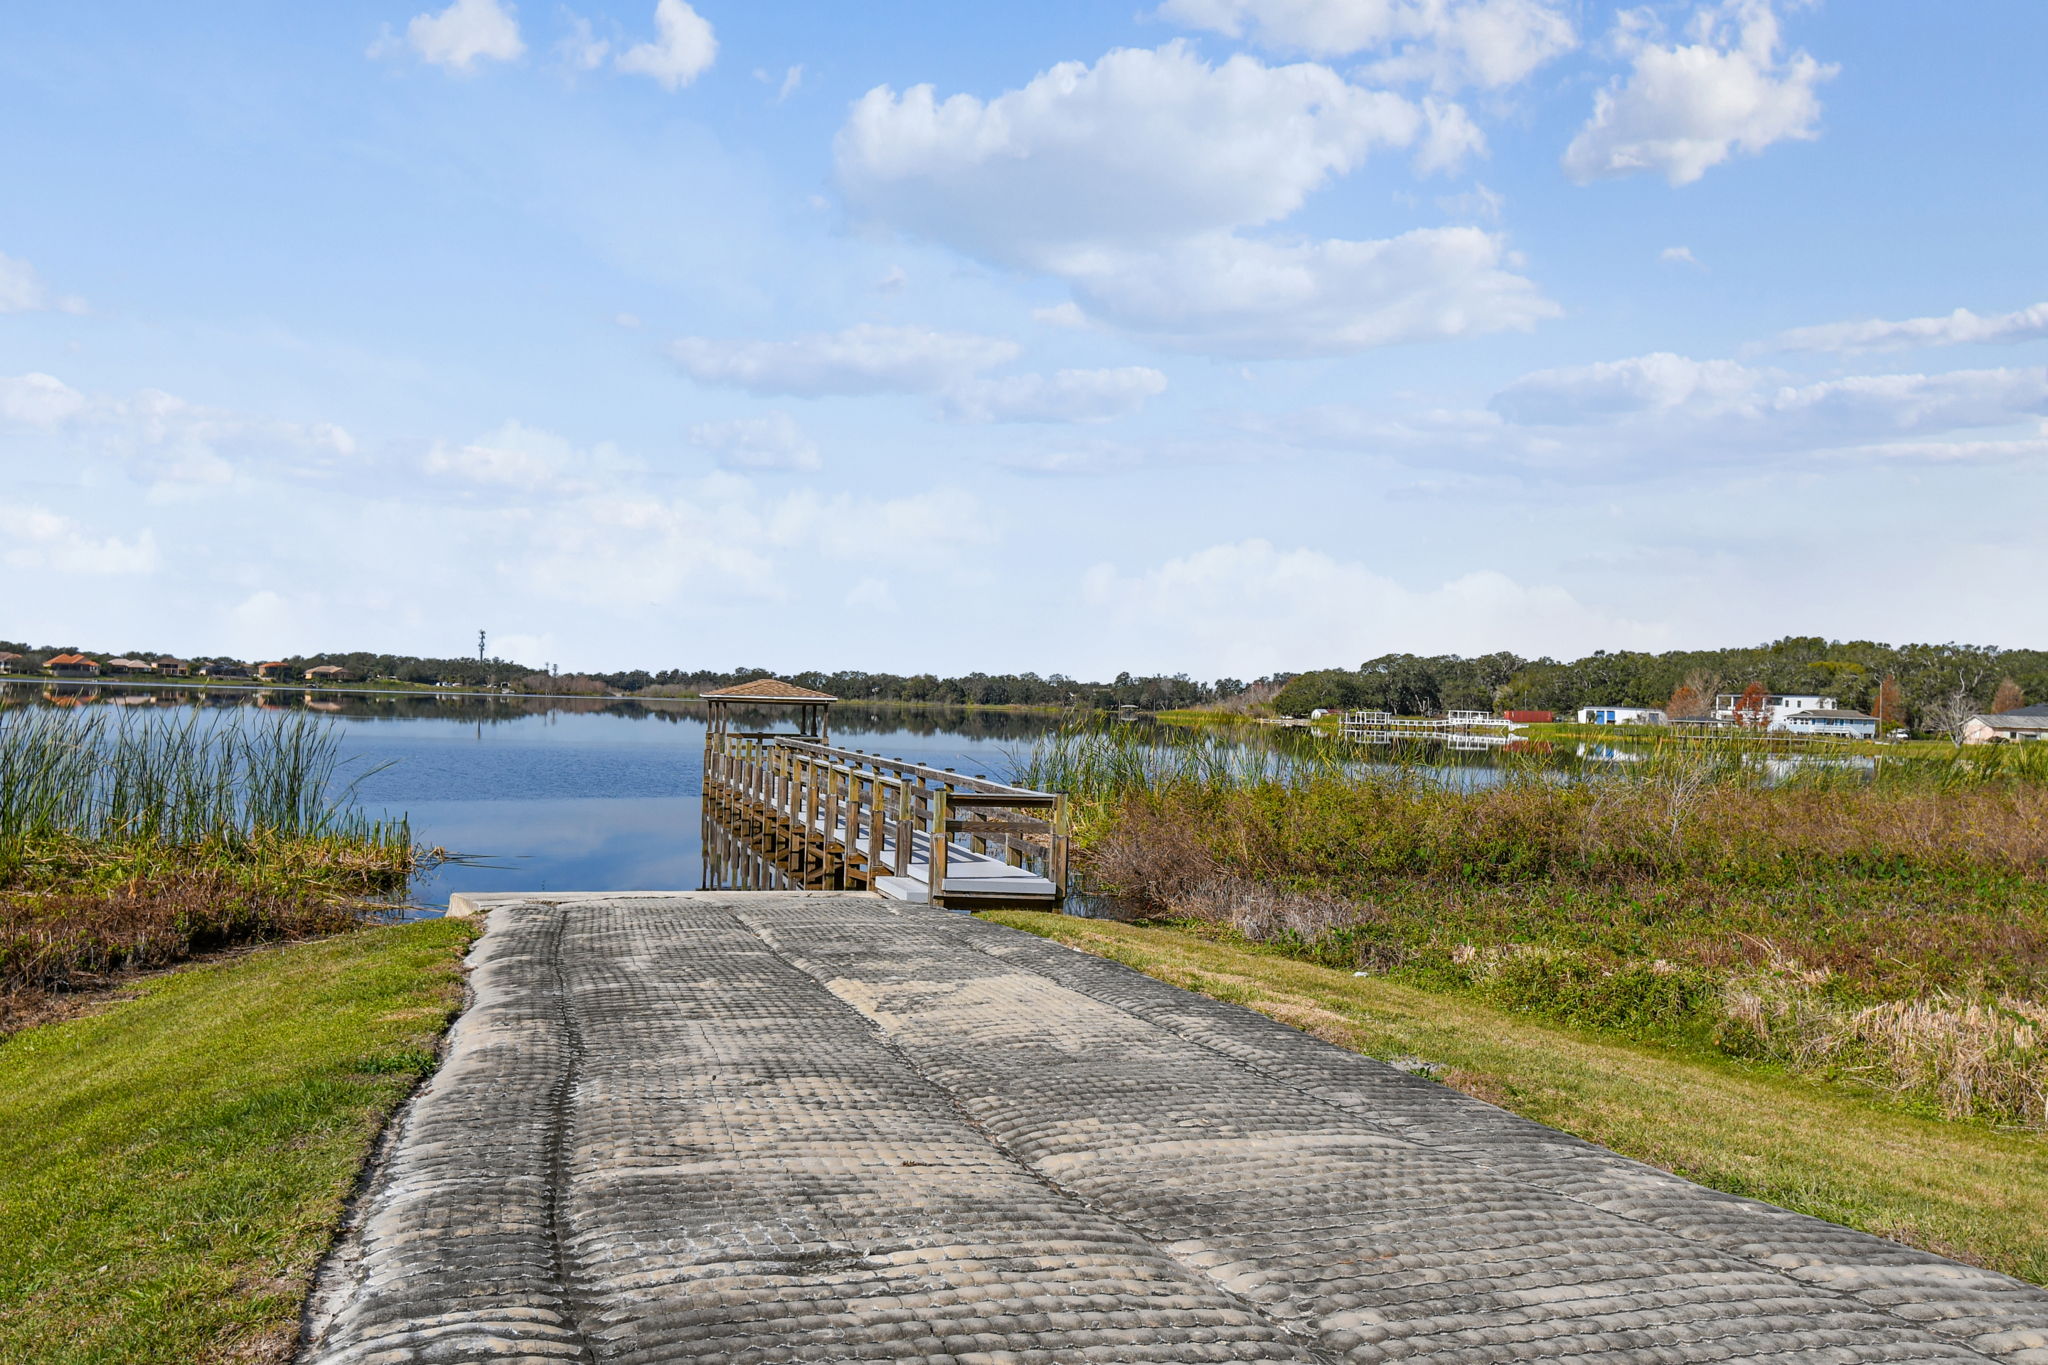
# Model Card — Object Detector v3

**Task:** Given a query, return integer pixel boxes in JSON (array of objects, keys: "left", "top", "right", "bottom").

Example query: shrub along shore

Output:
[
  {"left": 0, "top": 705, "right": 418, "bottom": 1030},
  {"left": 1023, "top": 723, "right": 2048, "bottom": 1127}
]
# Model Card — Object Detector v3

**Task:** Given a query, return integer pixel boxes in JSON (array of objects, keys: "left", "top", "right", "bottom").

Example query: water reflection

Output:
[{"left": 0, "top": 680, "right": 1066, "bottom": 907}]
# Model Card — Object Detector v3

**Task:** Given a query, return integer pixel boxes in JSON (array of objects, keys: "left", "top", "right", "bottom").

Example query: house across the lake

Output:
[
  {"left": 0, "top": 652, "right": 23, "bottom": 674},
  {"left": 1779, "top": 708, "right": 1879, "bottom": 740},
  {"left": 103, "top": 657, "right": 158, "bottom": 675},
  {"left": 1713, "top": 693, "right": 1846, "bottom": 731},
  {"left": 155, "top": 658, "right": 191, "bottom": 676},
  {"left": 255, "top": 661, "right": 296, "bottom": 681},
  {"left": 44, "top": 653, "right": 101, "bottom": 677},
  {"left": 304, "top": 665, "right": 353, "bottom": 682},
  {"left": 200, "top": 660, "right": 250, "bottom": 678},
  {"left": 1577, "top": 705, "right": 1667, "bottom": 726},
  {"left": 1963, "top": 712, "right": 2048, "bottom": 744}
]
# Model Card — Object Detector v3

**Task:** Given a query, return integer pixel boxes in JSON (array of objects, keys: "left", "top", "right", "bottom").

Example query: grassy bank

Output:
[
  {"left": 988, "top": 912, "right": 2048, "bottom": 1284},
  {"left": 1024, "top": 723, "right": 2048, "bottom": 1125},
  {"left": 0, "top": 918, "right": 478, "bottom": 1364},
  {"left": 1, "top": 706, "right": 417, "bottom": 1023}
]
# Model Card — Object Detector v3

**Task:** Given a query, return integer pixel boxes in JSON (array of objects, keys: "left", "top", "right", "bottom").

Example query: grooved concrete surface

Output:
[{"left": 300, "top": 893, "right": 2048, "bottom": 1365}]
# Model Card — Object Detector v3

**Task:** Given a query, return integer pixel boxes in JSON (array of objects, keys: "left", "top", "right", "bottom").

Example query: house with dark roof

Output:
[{"left": 200, "top": 660, "right": 250, "bottom": 678}]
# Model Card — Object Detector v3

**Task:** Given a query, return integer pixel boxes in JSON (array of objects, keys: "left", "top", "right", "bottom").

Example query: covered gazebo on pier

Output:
[{"left": 700, "top": 678, "right": 838, "bottom": 741}]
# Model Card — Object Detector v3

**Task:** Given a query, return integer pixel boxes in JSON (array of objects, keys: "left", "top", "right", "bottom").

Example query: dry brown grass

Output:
[
  {"left": 0, "top": 872, "right": 373, "bottom": 1034},
  {"left": 1074, "top": 774, "right": 2048, "bottom": 1123}
]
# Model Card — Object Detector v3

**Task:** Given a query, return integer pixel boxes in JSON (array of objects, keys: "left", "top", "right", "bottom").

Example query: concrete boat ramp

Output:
[{"left": 301, "top": 892, "right": 2048, "bottom": 1364}]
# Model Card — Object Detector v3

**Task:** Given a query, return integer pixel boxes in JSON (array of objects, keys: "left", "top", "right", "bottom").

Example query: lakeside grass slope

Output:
[
  {"left": 0, "top": 919, "right": 477, "bottom": 1365},
  {"left": 987, "top": 911, "right": 2048, "bottom": 1285}
]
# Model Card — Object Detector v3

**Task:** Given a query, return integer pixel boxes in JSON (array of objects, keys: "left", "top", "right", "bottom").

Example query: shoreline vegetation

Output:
[
  {"left": 1022, "top": 722, "right": 2048, "bottom": 1129},
  {"left": 7, "top": 634, "right": 2042, "bottom": 737},
  {"left": 0, "top": 706, "right": 419, "bottom": 1032}
]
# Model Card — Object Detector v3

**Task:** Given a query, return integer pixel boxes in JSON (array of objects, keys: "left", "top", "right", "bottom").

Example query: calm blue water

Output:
[{"left": 0, "top": 683, "right": 1060, "bottom": 907}]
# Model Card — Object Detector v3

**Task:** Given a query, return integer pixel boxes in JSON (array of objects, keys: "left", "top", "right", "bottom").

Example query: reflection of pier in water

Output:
[
  {"left": 698, "top": 680, "right": 1068, "bottom": 911},
  {"left": 1339, "top": 709, "right": 1524, "bottom": 749}
]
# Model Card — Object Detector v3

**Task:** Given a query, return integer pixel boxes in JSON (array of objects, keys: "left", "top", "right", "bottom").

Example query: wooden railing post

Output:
[
  {"left": 1049, "top": 795, "right": 1070, "bottom": 902},
  {"left": 928, "top": 787, "right": 950, "bottom": 907}
]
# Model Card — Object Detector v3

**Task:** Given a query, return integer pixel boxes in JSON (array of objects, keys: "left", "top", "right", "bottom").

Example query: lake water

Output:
[
  {"left": 0, "top": 682, "right": 1063, "bottom": 906},
  {"left": 2, "top": 680, "right": 1878, "bottom": 906}
]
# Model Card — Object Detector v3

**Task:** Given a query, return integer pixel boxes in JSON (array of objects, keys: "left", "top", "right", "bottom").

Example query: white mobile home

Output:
[
  {"left": 1778, "top": 708, "right": 1879, "bottom": 740},
  {"left": 1577, "top": 706, "right": 1667, "bottom": 726}
]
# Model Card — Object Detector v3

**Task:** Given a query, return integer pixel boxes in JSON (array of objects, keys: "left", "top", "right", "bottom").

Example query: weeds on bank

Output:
[
  {"left": 0, "top": 706, "right": 417, "bottom": 1020},
  {"left": 1021, "top": 722, "right": 2048, "bottom": 1124}
]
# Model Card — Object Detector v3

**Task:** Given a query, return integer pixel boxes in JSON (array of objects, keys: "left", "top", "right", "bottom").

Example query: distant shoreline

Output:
[{"left": 1, "top": 675, "right": 1077, "bottom": 713}]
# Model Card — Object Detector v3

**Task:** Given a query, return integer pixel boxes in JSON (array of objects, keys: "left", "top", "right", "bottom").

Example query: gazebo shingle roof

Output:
[{"left": 699, "top": 678, "right": 838, "bottom": 702}]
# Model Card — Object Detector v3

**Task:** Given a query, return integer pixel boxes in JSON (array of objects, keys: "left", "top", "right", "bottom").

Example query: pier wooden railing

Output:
[{"left": 702, "top": 732, "right": 1068, "bottom": 909}]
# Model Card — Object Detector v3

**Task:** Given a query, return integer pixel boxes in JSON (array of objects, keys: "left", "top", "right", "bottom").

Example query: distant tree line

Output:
[
  {"left": 8, "top": 635, "right": 2042, "bottom": 725},
  {"left": 0, "top": 641, "right": 1261, "bottom": 712},
  {"left": 1270, "top": 637, "right": 2047, "bottom": 726}
]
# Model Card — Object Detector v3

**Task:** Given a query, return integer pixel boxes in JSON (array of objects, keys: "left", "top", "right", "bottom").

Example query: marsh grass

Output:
[
  {"left": 0, "top": 706, "right": 417, "bottom": 1014},
  {"left": 1020, "top": 720, "right": 2048, "bottom": 1123}
]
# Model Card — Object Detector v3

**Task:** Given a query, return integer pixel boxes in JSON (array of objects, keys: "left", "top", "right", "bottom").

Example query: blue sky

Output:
[{"left": 2, "top": 0, "right": 2043, "bottom": 678}]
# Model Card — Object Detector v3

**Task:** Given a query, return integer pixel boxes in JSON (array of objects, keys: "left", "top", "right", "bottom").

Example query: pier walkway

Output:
[
  {"left": 301, "top": 892, "right": 2048, "bottom": 1365},
  {"left": 697, "top": 680, "right": 1067, "bottom": 910}
]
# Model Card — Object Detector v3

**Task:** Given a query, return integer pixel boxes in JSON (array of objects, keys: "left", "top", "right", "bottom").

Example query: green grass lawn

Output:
[
  {"left": 0, "top": 918, "right": 478, "bottom": 1365},
  {"left": 986, "top": 911, "right": 2048, "bottom": 1286}
]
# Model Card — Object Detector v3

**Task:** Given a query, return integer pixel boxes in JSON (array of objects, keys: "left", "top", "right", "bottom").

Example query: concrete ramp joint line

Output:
[{"left": 301, "top": 892, "right": 2048, "bottom": 1365}]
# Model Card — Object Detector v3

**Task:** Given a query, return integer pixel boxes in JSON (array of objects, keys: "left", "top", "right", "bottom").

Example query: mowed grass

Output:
[
  {"left": 986, "top": 911, "right": 2048, "bottom": 1286},
  {"left": 0, "top": 918, "right": 479, "bottom": 1365}
]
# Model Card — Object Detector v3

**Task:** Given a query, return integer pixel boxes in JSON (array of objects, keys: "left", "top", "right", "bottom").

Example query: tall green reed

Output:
[{"left": 0, "top": 705, "right": 405, "bottom": 852}]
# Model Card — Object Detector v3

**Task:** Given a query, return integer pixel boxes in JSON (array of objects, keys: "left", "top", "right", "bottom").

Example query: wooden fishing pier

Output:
[
  {"left": 698, "top": 680, "right": 1069, "bottom": 910},
  {"left": 1340, "top": 708, "right": 1524, "bottom": 747}
]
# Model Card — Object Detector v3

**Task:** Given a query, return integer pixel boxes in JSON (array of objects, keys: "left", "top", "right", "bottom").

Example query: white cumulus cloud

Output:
[
  {"left": 834, "top": 42, "right": 1550, "bottom": 358},
  {"left": 1156, "top": 0, "right": 1576, "bottom": 90},
  {"left": 669, "top": 323, "right": 1020, "bottom": 397},
  {"left": 0, "top": 371, "right": 358, "bottom": 485},
  {"left": 0, "top": 501, "right": 160, "bottom": 575},
  {"left": 1080, "top": 538, "right": 1662, "bottom": 677},
  {"left": 942, "top": 367, "right": 1169, "bottom": 424},
  {"left": 838, "top": 43, "right": 1418, "bottom": 269},
  {"left": 421, "top": 420, "right": 620, "bottom": 494},
  {"left": 688, "top": 413, "right": 823, "bottom": 470},
  {"left": 0, "top": 251, "right": 87, "bottom": 315},
  {"left": 616, "top": 0, "right": 715, "bottom": 89},
  {"left": 1563, "top": 0, "right": 1834, "bottom": 186},
  {"left": 1772, "top": 301, "right": 2048, "bottom": 354},
  {"left": 1059, "top": 228, "right": 1557, "bottom": 357},
  {"left": 393, "top": 0, "right": 525, "bottom": 71},
  {"left": 0, "top": 372, "right": 89, "bottom": 426},
  {"left": 1490, "top": 352, "right": 2048, "bottom": 458}
]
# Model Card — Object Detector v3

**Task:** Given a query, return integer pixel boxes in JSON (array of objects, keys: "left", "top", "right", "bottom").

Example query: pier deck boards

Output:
[
  {"left": 302, "top": 893, "right": 2048, "bottom": 1364},
  {"left": 701, "top": 735, "right": 1067, "bottom": 908}
]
